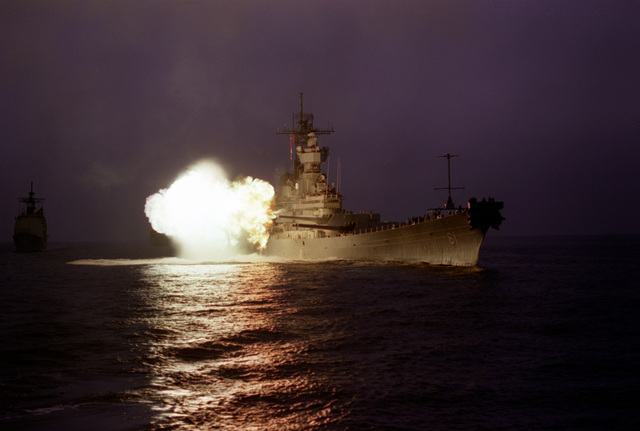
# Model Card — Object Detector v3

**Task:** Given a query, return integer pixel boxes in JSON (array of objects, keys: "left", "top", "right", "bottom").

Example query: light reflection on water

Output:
[
  {"left": 7, "top": 238, "right": 634, "bottom": 430},
  {"left": 135, "top": 262, "right": 333, "bottom": 430}
]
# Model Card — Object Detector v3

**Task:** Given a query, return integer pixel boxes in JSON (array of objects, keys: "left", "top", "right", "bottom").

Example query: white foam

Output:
[{"left": 67, "top": 253, "right": 291, "bottom": 266}]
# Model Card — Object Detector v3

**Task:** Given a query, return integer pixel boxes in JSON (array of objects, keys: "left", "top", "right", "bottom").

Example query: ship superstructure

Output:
[
  {"left": 13, "top": 182, "right": 47, "bottom": 252},
  {"left": 265, "top": 95, "right": 504, "bottom": 265}
]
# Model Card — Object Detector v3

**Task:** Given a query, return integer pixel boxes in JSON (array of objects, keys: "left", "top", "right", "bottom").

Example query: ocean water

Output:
[{"left": 0, "top": 236, "right": 638, "bottom": 431}]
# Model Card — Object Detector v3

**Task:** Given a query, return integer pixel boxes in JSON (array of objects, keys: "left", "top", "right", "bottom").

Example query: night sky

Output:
[{"left": 2, "top": 1, "right": 639, "bottom": 242}]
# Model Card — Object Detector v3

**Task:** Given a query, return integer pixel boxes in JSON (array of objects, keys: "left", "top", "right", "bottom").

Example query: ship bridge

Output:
[{"left": 275, "top": 93, "right": 340, "bottom": 215}]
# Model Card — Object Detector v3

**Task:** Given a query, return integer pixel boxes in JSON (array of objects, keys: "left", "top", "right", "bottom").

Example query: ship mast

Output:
[
  {"left": 276, "top": 93, "right": 334, "bottom": 180},
  {"left": 435, "top": 154, "right": 464, "bottom": 209},
  {"left": 19, "top": 181, "right": 44, "bottom": 215}
]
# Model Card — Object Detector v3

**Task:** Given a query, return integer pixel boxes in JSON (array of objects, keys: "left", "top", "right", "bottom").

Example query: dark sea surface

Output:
[{"left": 1, "top": 236, "right": 638, "bottom": 430}]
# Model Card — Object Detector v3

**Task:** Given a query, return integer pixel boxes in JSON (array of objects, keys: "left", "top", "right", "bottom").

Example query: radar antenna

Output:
[
  {"left": 276, "top": 92, "right": 334, "bottom": 138},
  {"left": 276, "top": 93, "right": 334, "bottom": 179}
]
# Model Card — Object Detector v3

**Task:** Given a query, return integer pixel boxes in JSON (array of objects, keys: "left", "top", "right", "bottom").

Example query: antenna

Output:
[
  {"left": 299, "top": 92, "right": 304, "bottom": 128},
  {"left": 337, "top": 157, "right": 341, "bottom": 195},
  {"left": 435, "top": 154, "right": 464, "bottom": 209},
  {"left": 276, "top": 92, "right": 334, "bottom": 138},
  {"left": 326, "top": 155, "right": 331, "bottom": 197}
]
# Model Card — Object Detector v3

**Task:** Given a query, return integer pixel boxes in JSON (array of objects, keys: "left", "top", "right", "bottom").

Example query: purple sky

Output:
[{"left": 2, "top": 0, "right": 639, "bottom": 241}]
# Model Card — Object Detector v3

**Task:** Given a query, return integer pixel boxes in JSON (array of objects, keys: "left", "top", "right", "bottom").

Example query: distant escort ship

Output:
[
  {"left": 265, "top": 94, "right": 504, "bottom": 266},
  {"left": 13, "top": 182, "right": 47, "bottom": 252}
]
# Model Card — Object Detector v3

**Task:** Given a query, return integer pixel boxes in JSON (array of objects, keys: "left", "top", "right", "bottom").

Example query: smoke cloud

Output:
[{"left": 145, "top": 160, "right": 275, "bottom": 260}]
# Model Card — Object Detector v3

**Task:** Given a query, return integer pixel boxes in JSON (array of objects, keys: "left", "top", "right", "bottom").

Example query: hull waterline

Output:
[{"left": 266, "top": 212, "right": 486, "bottom": 266}]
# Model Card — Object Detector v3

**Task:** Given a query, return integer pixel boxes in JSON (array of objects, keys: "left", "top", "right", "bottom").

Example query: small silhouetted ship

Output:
[
  {"left": 265, "top": 94, "right": 504, "bottom": 266},
  {"left": 13, "top": 182, "right": 47, "bottom": 252}
]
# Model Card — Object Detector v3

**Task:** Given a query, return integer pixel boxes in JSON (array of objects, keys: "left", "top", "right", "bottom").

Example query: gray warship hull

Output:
[
  {"left": 265, "top": 94, "right": 503, "bottom": 266},
  {"left": 266, "top": 212, "right": 486, "bottom": 266}
]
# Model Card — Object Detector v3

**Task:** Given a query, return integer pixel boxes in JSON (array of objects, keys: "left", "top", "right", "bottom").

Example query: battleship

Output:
[
  {"left": 264, "top": 94, "right": 504, "bottom": 266},
  {"left": 13, "top": 182, "right": 47, "bottom": 252}
]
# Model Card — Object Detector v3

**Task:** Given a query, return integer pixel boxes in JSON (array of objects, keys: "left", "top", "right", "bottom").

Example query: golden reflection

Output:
[{"left": 136, "top": 262, "right": 328, "bottom": 429}]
